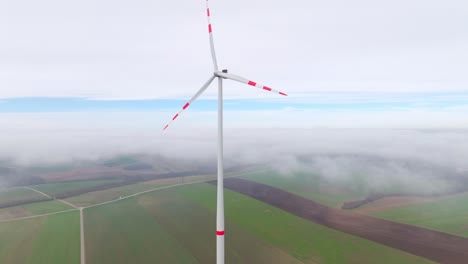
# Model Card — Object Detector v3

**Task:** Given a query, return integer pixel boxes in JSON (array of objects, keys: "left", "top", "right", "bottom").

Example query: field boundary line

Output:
[
  {"left": 58, "top": 199, "right": 79, "bottom": 209},
  {"left": 22, "top": 186, "right": 79, "bottom": 209},
  {"left": 0, "top": 170, "right": 265, "bottom": 223},
  {"left": 80, "top": 208, "right": 86, "bottom": 264},
  {"left": 84, "top": 170, "right": 266, "bottom": 209},
  {"left": 0, "top": 208, "right": 78, "bottom": 223},
  {"left": 22, "top": 186, "right": 53, "bottom": 199}
]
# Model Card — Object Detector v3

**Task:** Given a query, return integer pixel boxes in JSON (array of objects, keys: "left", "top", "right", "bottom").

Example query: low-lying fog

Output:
[{"left": 0, "top": 117, "right": 467, "bottom": 194}]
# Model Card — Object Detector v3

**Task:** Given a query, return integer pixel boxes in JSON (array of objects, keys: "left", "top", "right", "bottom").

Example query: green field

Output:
[
  {"left": 0, "top": 188, "right": 44, "bottom": 205},
  {"left": 0, "top": 211, "right": 80, "bottom": 264},
  {"left": 241, "top": 171, "right": 468, "bottom": 239},
  {"left": 84, "top": 183, "right": 432, "bottom": 263},
  {"left": 66, "top": 174, "right": 216, "bottom": 207},
  {"left": 369, "top": 192, "right": 468, "bottom": 238},
  {"left": 0, "top": 173, "right": 448, "bottom": 263},
  {"left": 0, "top": 200, "right": 74, "bottom": 221},
  {"left": 30, "top": 179, "right": 121, "bottom": 196},
  {"left": 241, "top": 171, "right": 366, "bottom": 208}
]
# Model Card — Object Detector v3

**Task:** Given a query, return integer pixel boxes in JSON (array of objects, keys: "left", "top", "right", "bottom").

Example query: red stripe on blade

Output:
[
  {"left": 207, "top": 8, "right": 210, "bottom": 17},
  {"left": 279, "top": 92, "right": 288, "bottom": 96},
  {"left": 172, "top": 114, "right": 179, "bottom": 120},
  {"left": 163, "top": 125, "right": 168, "bottom": 130},
  {"left": 208, "top": 24, "right": 212, "bottom": 33},
  {"left": 248, "top": 81, "right": 257, "bottom": 86},
  {"left": 263, "top": 86, "right": 272, "bottom": 91},
  {"left": 216, "top": 230, "right": 225, "bottom": 236},
  {"left": 183, "top": 103, "right": 190, "bottom": 110}
]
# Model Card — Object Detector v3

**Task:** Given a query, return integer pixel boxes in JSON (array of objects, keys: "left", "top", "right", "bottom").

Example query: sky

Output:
[
  {"left": 0, "top": 0, "right": 467, "bottom": 165},
  {"left": 0, "top": 0, "right": 467, "bottom": 96},
  {"left": 1, "top": 0, "right": 467, "bottom": 126}
]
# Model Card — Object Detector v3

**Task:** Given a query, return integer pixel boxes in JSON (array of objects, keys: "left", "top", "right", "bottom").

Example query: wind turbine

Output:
[{"left": 163, "top": 1, "right": 287, "bottom": 263}]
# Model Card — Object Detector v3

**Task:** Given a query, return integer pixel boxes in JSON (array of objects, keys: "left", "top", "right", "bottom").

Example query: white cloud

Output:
[
  {"left": 0, "top": 0, "right": 467, "bottom": 99},
  {"left": 1, "top": 111, "right": 467, "bottom": 194},
  {"left": 0, "top": 109, "right": 466, "bottom": 165}
]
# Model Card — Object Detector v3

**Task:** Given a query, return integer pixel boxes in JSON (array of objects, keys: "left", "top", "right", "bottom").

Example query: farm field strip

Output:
[
  {"left": 83, "top": 183, "right": 430, "bottom": 263},
  {"left": 238, "top": 171, "right": 366, "bottom": 208},
  {"left": 220, "top": 178, "right": 468, "bottom": 264},
  {"left": 0, "top": 188, "right": 47, "bottom": 207},
  {"left": 29, "top": 179, "right": 122, "bottom": 196},
  {"left": 0, "top": 187, "right": 43, "bottom": 199},
  {"left": 15, "top": 188, "right": 82, "bottom": 263},
  {"left": 0, "top": 170, "right": 264, "bottom": 223},
  {"left": 2, "top": 169, "right": 434, "bottom": 264},
  {"left": 83, "top": 170, "right": 265, "bottom": 209},
  {"left": 0, "top": 170, "right": 263, "bottom": 263},
  {"left": 0, "top": 210, "right": 80, "bottom": 264},
  {"left": 23, "top": 186, "right": 79, "bottom": 209},
  {"left": 84, "top": 197, "right": 204, "bottom": 263},
  {"left": 0, "top": 208, "right": 78, "bottom": 223},
  {"left": 241, "top": 171, "right": 468, "bottom": 239},
  {"left": 22, "top": 187, "right": 53, "bottom": 199},
  {"left": 166, "top": 183, "right": 432, "bottom": 263},
  {"left": 65, "top": 172, "right": 253, "bottom": 207},
  {"left": 367, "top": 191, "right": 468, "bottom": 238},
  {"left": 58, "top": 199, "right": 79, "bottom": 208}
]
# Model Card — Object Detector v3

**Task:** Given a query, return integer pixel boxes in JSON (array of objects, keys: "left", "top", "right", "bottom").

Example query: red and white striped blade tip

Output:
[
  {"left": 162, "top": 102, "right": 191, "bottom": 131},
  {"left": 246, "top": 81, "right": 288, "bottom": 96},
  {"left": 217, "top": 72, "right": 288, "bottom": 96}
]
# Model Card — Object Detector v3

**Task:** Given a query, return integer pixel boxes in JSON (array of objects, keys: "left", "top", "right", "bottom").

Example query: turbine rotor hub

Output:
[{"left": 215, "top": 69, "right": 228, "bottom": 79}]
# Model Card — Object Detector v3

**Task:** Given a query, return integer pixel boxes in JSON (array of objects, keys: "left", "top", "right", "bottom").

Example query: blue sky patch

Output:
[{"left": 0, "top": 91, "right": 467, "bottom": 113}]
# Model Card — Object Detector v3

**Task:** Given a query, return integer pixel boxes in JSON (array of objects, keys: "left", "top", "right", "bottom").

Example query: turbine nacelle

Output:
[{"left": 215, "top": 69, "right": 229, "bottom": 79}]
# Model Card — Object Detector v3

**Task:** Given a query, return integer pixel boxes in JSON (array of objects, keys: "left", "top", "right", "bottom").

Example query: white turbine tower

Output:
[{"left": 163, "top": 1, "right": 287, "bottom": 263}]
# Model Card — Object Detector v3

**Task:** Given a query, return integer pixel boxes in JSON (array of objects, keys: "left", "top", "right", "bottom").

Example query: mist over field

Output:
[{"left": 0, "top": 114, "right": 466, "bottom": 195}]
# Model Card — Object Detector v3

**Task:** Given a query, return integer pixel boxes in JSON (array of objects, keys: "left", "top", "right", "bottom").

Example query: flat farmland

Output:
[
  {"left": 0, "top": 200, "right": 73, "bottom": 221},
  {"left": 84, "top": 183, "right": 431, "bottom": 263},
  {"left": 244, "top": 172, "right": 468, "bottom": 239},
  {"left": 0, "top": 211, "right": 80, "bottom": 264},
  {"left": 241, "top": 171, "right": 365, "bottom": 208},
  {"left": 30, "top": 179, "right": 121, "bottom": 196},
  {"left": 84, "top": 185, "right": 300, "bottom": 263},
  {"left": 0, "top": 188, "right": 45, "bottom": 206},
  {"left": 66, "top": 174, "right": 217, "bottom": 207},
  {"left": 365, "top": 192, "right": 468, "bottom": 238}
]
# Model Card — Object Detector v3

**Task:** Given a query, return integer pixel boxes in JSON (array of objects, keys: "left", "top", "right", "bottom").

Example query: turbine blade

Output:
[
  {"left": 216, "top": 72, "right": 288, "bottom": 96},
  {"left": 163, "top": 75, "right": 216, "bottom": 131},
  {"left": 206, "top": 0, "right": 219, "bottom": 71}
]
